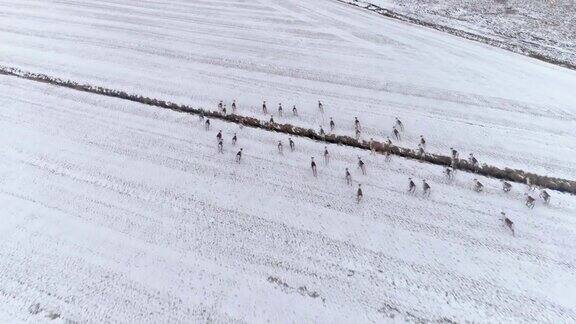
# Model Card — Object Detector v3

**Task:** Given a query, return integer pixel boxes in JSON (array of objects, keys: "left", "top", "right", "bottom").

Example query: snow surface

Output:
[
  {"left": 1, "top": 73, "right": 576, "bottom": 322},
  {"left": 2, "top": 0, "right": 576, "bottom": 322},
  {"left": 356, "top": 0, "right": 576, "bottom": 67},
  {"left": 1, "top": 0, "right": 576, "bottom": 180}
]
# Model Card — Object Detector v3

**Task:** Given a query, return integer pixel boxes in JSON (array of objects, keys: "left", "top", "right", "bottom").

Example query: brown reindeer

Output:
[
  {"left": 501, "top": 180, "right": 512, "bottom": 192},
  {"left": 501, "top": 212, "right": 515, "bottom": 237},
  {"left": 358, "top": 157, "right": 366, "bottom": 175},
  {"left": 356, "top": 184, "right": 363, "bottom": 203},
  {"left": 422, "top": 180, "right": 431, "bottom": 197},
  {"left": 311, "top": 157, "right": 317, "bottom": 177},
  {"left": 345, "top": 168, "right": 352, "bottom": 186},
  {"left": 473, "top": 179, "right": 484, "bottom": 192},
  {"left": 525, "top": 194, "right": 536, "bottom": 209},
  {"left": 235, "top": 148, "right": 243, "bottom": 163}
]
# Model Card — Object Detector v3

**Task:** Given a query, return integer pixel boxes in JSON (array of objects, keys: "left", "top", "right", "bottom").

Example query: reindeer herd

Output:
[{"left": 203, "top": 99, "right": 554, "bottom": 236}]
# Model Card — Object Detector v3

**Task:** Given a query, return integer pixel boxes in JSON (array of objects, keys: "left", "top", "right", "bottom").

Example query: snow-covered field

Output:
[
  {"left": 1, "top": 0, "right": 576, "bottom": 180},
  {"left": 352, "top": 0, "right": 576, "bottom": 68},
  {"left": 2, "top": 74, "right": 576, "bottom": 323},
  {"left": 2, "top": 0, "right": 576, "bottom": 322}
]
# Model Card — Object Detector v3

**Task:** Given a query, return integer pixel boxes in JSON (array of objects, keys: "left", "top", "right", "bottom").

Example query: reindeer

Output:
[
  {"left": 235, "top": 148, "right": 243, "bottom": 163},
  {"left": 345, "top": 168, "right": 352, "bottom": 186},
  {"left": 473, "top": 179, "right": 484, "bottom": 192},
  {"left": 444, "top": 167, "right": 453, "bottom": 179},
  {"left": 417, "top": 143, "right": 425, "bottom": 158},
  {"left": 540, "top": 190, "right": 551, "bottom": 205},
  {"left": 525, "top": 194, "right": 536, "bottom": 209},
  {"left": 385, "top": 150, "right": 392, "bottom": 162},
  {"left": 468, "top": 153, "right": 479, "bottom": 168},
  {"left": 408, "top": 178, "right": 416, "bottom": 194},
  {"left": 501, "top": 212, "right": 515, "bottom": 237},
  {"left": 354, "top": 117, "right": 361, "bottom": 132},
  {"left": 501, "top": 180, "right": 512, "bottom": 192},
  {"left": 393, "top": 127, "right": 400, "bottom": 140},
  {"left": 356, "top": 184, "right": 363, "bottom": 203},
  {"left": 395, "top": 117, "right": 404, "bottom": 131},
  {"left": 217, "top": 139, "right": 223, "bottom": 153},
  {"left": 422, "top": 180, "right": 431, "bottom": 197},
  {"left": 526, "top": 177, "right": 534, "bottom": 191},
  {"left": 450, "top": 147, "right": 459, "bottom": 160},
  {"left": 311, "top": 157, "right": 318, "bottom": 177},
  {"left": 358, "top": 157, "right": 366, "bottom": 175},
  {"left": 323, "top": 146, "right": 330, "bottom": 165}
]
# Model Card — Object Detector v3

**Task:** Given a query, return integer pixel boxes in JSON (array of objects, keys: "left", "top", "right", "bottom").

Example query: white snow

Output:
[
  {"left": 1, "top": 73, "right": 576, "bottom": 322},
  {"left": 1, "top": 0, "right": 575, "bottom": 179},
  {"left": 352, "top": 0, "right": 576, "bottom": 67},
  {"left": 1, "top": 0, "right": 576, "bottom": 322}
]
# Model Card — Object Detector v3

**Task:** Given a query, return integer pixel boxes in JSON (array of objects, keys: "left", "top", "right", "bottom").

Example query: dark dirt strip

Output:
[
  {"left": 1, "top": 65, "right": 574, "bottom": 194},
  {"left": 336, "top": 0, "right": 576, "bottom": 71}
]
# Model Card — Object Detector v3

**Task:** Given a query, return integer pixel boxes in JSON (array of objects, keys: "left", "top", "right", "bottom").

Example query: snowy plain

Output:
[
  {"left": 352, "top": 0, "right": 576, "bottom": 67},
  {"left": 1, "top": 0, "right": 576, "bottom": 322},
  {"left": 1, "top": 0, "right": 576, "bottom": 180},
  {"left": 1, "top": 75, "right": 576, "bottom": 322}
]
